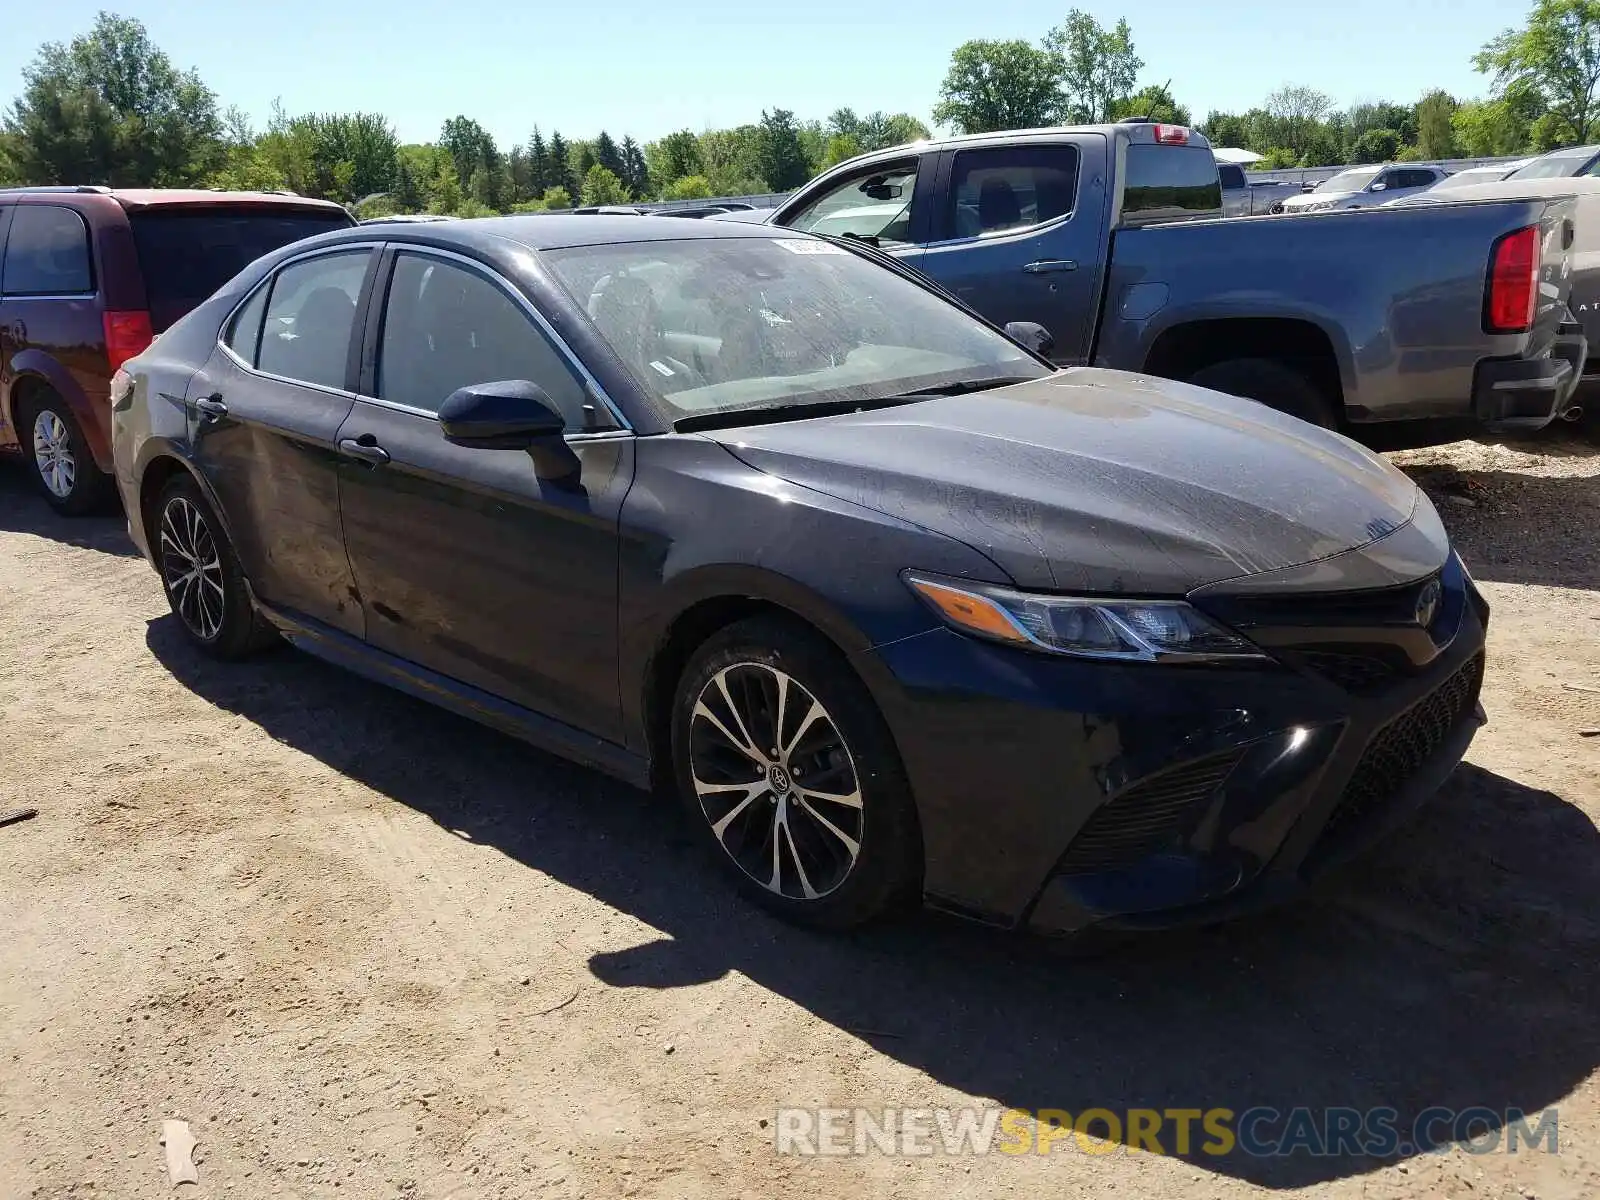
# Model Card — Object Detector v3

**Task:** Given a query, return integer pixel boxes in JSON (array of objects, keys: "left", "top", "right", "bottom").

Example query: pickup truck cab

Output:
[
  {"left": 1218, "top": 163, "right": 1291, "bottom": 217},
  {"left": 765, "top": 121, "right": 1585, "bottom": 434}
]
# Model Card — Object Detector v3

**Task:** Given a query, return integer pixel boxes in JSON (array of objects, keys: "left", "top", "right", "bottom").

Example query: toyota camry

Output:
[{"left": 110, "top": 215, "right": 1488, "bottom": 936}]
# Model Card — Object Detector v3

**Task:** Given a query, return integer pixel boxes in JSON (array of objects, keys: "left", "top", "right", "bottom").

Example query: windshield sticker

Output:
[
  {"left": 648, "top": 360, "right": 677, "bottom": 377},
  {"left": 772, "top": 239, "right": 847, "bottom": 255}
]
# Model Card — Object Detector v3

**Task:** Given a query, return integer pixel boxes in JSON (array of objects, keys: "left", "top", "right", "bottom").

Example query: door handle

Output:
[
  {"left": 193, "top": 394, "right": 228, "bottom": 421},
  {"left": 9, "top": 319, "right": 26, "bottom": 342},
  {"left": 338, "top": 436, "right": 391, "bottom": 466},
  {"left": 1023, "top": 259, "right": 1078, "bottom": 274}
]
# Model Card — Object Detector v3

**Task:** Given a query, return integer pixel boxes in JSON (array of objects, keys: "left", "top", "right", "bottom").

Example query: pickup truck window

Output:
[
  {"left": 1122, "top": 145, "right": 1223, "bottom": 226},
  {"left": 941, "top": 145, "right": 1080, "bottom": 240},
  {"left": 1218, "top": 165, "right": 1246, "bottom": 190},
  {"left": 786, "top": 160, "right": 920, "bottom": 245}
]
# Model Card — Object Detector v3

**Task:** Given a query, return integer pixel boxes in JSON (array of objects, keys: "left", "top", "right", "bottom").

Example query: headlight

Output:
[{"left": 903, "top": 572, "right": 1267, "bottom": 663}]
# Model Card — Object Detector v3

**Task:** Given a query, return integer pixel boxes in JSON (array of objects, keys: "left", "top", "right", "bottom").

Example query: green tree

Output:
[
  {"left": 1452, "top": 85, "right": 1543, "bottom": 154},
  {"left": 1350, "top": 128, "right": 1400, "bottom": 163},
  {"left": 580, "top": 163, "right": 627, "bottom": 205},
  {"left": 1109, "top": 81, "right": 1190, "bottom": 125},
  {"left": 1264, "top": 85, "right": 1336, "bottom": 157},
  {"left": 547, "top": 131, "right": 576, "bottom": 201},
  {"left": 593, "top": 130, "right": 626, "bottom": 182},
  {"left": 4, "top": 12, "right": 223, "bottom": 186},
  {"left": 426, "top": 162, "right": 463, "bottom": 214},
  {"left": 620, "top": 135, "right": 650, "bottom": 198},
  {"left": 438, "top": 115, "right": 496, "bottom": 187},
  {"left": 819, "top": 133, "right": 863, "bottom": 169},
  {"left": 1200, "top": 111, "right": 1251, "bottom": 148},
  {"left": 1415, "top": 90, "right": 1459, "bottom": 158},
  {"left": 1475, "top": 0, "right": 1600, "bottom": 142},
  {"left": 542, "top": 184, "right": 572, "bottom": 210},
  {"left": 661, "top": 174, "right": 714, "bottom": 200},
  {"left": 857, "top": 111, "right": 931, "bottom": 150},
  {"left": 756, "top": 108, "right": 811, "bottom": 190},
  {"left": 1045, "top": 10, "right": 1140, "bottom": 123},
  {"left": 393, "top": 154, "right": 423, "bottom": 210},
  {"left": 649, "top": 129, "right": 703, "bottom": 190},
  {"left": 527, "top": 127, "right": 552, "bottom": 195},
  {"left": 506, "top": 146, "right": 532, "bottom": 204},
  {"left": 573, "top": 141, "right": 597, "bottom": 183},
  {"left": 932, "top": 40, "right": 1062, "bottom": 134},
  {"left": 698, "top": 125, "right": 766, "bottom": 194}
]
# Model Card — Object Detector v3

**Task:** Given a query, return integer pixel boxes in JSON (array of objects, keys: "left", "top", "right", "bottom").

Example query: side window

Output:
[
  {"left": 945, "top": 146, "right": 1080, "bottom": 239},
  {"left": 3, "top": 205, "right": 93, "bottom": 295},
  {"left": 1218, "top": 165, "right": 1246, "bottom": 190},
  {"left": 223, "top": 282, "right": 270, "bottom": 366},
  {"left": 783, "top": 160, "right": 920, "bottom": 245},
  {"left": 257, "top": 250, "right": 370, "bottom": 390},
  {"left": 377, "top": 253, "right": 589, "bottom": 428}
]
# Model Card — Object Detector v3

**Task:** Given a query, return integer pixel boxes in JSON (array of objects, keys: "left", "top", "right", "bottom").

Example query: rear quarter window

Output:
[
  {"left": 129, "top": 209, "right": 355, "bottom": 320},
  {"left": 3, "top": 205, "right": 93, "bottom": 295},
  {"left": 1122, "top": 145, "right": 1222, "bottom": 226}
]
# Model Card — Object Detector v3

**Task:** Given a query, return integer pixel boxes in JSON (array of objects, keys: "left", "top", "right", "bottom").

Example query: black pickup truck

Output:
[{"left": 757, "top": 121, "right": 1585, "bottom": 433}]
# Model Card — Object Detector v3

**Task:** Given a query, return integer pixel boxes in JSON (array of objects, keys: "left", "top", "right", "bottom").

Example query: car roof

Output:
[{"left": 334, "top": 213, "right": 802, "bottom": 253}]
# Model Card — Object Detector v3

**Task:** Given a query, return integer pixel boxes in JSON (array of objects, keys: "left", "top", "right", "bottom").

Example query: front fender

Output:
[{"left": 5, "top": 351, "right": 113, "bottom": 471}]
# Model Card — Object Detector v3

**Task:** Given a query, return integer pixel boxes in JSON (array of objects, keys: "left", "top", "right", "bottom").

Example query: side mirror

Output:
[
  {"left": 1004, "top": 320, "right": 1055, "bottom": 359},
  {"left": 1369, "top": 181, "right": 1388, "bottom": 192},
  {"left": 439, "top": 380, "right": 580, "bottom": 482}
]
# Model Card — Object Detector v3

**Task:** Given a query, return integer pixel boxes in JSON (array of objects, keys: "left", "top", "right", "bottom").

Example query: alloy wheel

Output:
[
  {"left": 688, "top": 663, "right": 864, "bottom": 900},
  {"left": 31, "top": 410, "right": 77, "bottom": 499},
  {"left": 159, "top": 497, "right": 227, "bottom": 641}
]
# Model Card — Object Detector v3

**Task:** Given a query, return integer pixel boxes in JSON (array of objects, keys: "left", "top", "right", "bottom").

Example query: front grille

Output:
[
  {"left": 1299, "top": 649, "right": 1402, "bottom": 695},
  {"left": 1058, "top": 749, "right": 1244, "bottom": 874},
  {"left": 1323, "top": 652, "right": 1484, "bottom": 841}
]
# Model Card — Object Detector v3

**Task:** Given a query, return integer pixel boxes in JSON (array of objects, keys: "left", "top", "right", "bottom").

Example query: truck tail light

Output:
[
  {"left": 1484, "top": 226, "right": 1539, "bottom": 334},
  {"left": 103, "top": 309, "right": 154, "bottom": 373},
  {"left": 1153, "top": 124, "right": 1190, "bottom": 145}
]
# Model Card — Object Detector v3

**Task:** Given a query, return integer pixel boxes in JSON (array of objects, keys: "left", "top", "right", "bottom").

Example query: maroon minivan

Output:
[{"left": 0, "top": 187, "right": 355, "bottom": 513}]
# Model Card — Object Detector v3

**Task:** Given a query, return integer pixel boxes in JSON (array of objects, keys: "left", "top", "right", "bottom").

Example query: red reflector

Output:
[
  {"left": 103, "top": 310, "right": 154, "bottom": 373},
  {"left": 1485, "top": 226, "right": 1539, "bottom": 334},
  {"left": 1153, "top": 124, "right": 1190, "bottom": 145}
]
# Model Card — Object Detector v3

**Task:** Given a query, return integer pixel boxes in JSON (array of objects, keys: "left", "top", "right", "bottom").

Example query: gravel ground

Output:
[{"left": 1, "top": 430, "right": 1598, "bottom": 1200}]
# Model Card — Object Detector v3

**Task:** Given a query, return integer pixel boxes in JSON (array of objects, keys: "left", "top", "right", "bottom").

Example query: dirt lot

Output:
[{"left": 2, "top": 431, "right": 1598, "bottom": 1200}]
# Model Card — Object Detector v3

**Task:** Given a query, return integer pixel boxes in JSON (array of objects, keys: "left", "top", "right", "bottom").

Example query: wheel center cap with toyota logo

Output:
[
  {"left": 767, "top": 764, "right": 793, "bottom": 794},
  {"left": 1414, "top": 579, "right": 1442, "bottom": 629}
]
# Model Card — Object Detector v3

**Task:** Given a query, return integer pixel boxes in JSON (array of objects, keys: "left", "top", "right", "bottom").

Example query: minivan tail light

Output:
[
  {"left": 1153, "top": 124, "right": 1190, "bottom": 145},
  {"left": 1485, "top": 226, "right": 1539, "bottom": 334},
  {"left": 103, "top": 310, "right": 154, "bottom": 373}
]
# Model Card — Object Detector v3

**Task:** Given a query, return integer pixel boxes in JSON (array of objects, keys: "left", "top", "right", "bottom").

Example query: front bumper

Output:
[
  {"left": 1472, "top": 319, "right": 1586, "bottom": 430},
  {"left": 858, "top": 557, "right": 1489, "bottom": 934}
]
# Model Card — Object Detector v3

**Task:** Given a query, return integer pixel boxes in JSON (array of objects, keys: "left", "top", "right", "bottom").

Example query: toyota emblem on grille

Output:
[{"left": 1414, "top": 579, "right": 1442, "bottom": 629}]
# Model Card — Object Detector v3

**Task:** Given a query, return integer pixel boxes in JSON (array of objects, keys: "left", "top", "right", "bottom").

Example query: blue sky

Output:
[{"left": 3, "top": 0, "right": 1519, "bottom": 147}]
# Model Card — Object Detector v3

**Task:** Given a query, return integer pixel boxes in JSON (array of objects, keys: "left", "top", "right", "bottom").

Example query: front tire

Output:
[
  {"left": 1186, "top": 358, "right": 1337, "bottom": 428},
  {"left": 153, "top": 475, "right": 276, "bottom": 659},
  {"left": 670, "top": 615, "right": 921, "bottom": 929},
  {"left": 21, "top": 390, "right": 113, "bottom": 515}
]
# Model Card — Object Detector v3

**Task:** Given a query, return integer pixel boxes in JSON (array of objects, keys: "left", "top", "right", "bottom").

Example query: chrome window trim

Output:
[
  {"left": 374, "top": 243, "right": 633, "bottom": 432},
  {"left": 0, "top": 291, "right": 98, "bottom": 300},
  {"left": 923, "top": 144, "right": 1083, "bottom": 250}
]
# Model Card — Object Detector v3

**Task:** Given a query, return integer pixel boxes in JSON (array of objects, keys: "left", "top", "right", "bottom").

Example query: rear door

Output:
[
  {"left": 918, "top": 137, "right": 1106, "bottom": 363},
  {"left": 334, "top": 246, "right": 633, "bottom": 741},
  {"left": 126, "top": 205, "right": 356, "bottom": 331},
  {"left": 188, "top": 245, "right": 376, "bottom": 636}
]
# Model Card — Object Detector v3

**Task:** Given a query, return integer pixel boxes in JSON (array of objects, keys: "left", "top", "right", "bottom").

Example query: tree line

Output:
[
  {"left": 933, "top": 1, "right": 1599, "bottom": 168},
  {"left": 1, "top": 3, "right": 1594, "bottom": 217}
]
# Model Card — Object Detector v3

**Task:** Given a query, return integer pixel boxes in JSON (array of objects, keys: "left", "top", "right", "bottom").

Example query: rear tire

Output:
[
  {"left": 20, "top": 389, "right": 113, "bottom": 515},
  {"left": 153, "top": 474, "right": 277, "bottom": 660},
  {"left": 1185, "top": 358, "right": 1337, "bottom": 428},
  {"left": 670, "top": 614, "right": 921, "bottom": 930}
]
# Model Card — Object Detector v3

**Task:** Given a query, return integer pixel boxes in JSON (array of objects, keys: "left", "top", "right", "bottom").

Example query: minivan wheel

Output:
[
  {"left": 670, "top": 615, "right": 921, "bottom": 929},
  {"left": 21, "top": 391, "right": 113, "bottom": 515},
  {"left": 1185, "top": 358, "right": 1336, "bottom": 428},
  {"left": 154, "top": 475, "right": 276, "bottom": 659}
]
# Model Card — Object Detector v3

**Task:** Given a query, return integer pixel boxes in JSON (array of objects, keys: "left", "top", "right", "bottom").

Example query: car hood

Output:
[{"left": 701, "top": 369, "right": 1422, "bottom": 594}]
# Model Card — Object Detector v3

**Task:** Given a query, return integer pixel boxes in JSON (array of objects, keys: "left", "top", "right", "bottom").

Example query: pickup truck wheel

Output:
[{"left": 1185, "top": 358, "right": 1336, "bottom": 428}]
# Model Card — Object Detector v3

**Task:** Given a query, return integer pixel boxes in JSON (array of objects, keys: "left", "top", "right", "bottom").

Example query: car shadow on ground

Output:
[
  {"left": 0, "top": 456, "right": 139, "bottom": 557},
  {"left": 147, "top": 616, "right": 1600, "bottom": 1189}
]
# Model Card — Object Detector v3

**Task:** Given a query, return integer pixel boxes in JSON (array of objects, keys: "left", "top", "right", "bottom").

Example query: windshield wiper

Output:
[
  {"left": 879, "top": 375, "right": 1038, "bottom": 400},
  {"left": 674, "top": 394, "right": 924, "bottom": 433}
]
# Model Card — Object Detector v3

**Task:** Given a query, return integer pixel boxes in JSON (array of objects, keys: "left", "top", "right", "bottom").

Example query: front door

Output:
[
  {"left": 918, "top": 140, "right": 1104, "bottom": 363},
  {"left": 772, "top": 154, "right": 934, "bottom": 271},
  {"left": 188, "top": 246, "right": 376, "bottom": 636},
  {"left": 335, "top": 248, "right": 632, "bottom": 741}
]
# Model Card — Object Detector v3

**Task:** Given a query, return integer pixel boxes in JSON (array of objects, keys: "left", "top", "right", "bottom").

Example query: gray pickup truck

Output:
[{"left": 761, "top": 121, "right": 1585, "bottom": 433}]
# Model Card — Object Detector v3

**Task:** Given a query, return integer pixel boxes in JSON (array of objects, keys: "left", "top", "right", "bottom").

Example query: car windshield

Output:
[
  {"left": 1507, "top": 147, "right": 1598, "bottom": 180},
  {"left": 543, "top": 237, "right": 1048, "bottom": 424},
  {"left": 1315, "top": 167, "right": 1381, "bottom": 193}
]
